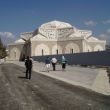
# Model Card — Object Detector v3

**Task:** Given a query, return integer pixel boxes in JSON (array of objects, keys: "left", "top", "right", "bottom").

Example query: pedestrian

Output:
[
  {"left": 45, "top": 56, "right": 51, "bottom": 72},
  {"left": 61, "top": 56, "right": 67, "bottom": 71},
  {"left": 51, "top": 57, "right": 57, "bottom": 71},
  {"left": 107, "top": 67, "right": 110, "bottom": 83},
  {"left": 25, "top": 56, "right": 32, "bottom": 79}
]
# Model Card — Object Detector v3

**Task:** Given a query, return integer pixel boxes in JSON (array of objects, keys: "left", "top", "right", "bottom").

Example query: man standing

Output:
[
  {"left": 25, "top": 56, "right": 32, "bottom": 79},
  {"left": 51, "top": 57, "right": 57, "bottom": 71}
]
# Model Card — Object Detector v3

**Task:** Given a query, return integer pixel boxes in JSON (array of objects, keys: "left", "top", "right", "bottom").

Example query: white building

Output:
[{"left": 8, "top": 20, "right": 106, "bottom": 60}]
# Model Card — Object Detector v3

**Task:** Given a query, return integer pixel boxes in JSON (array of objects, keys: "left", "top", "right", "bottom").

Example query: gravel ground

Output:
[{"left": 0, "top": 63, "right": 110, "bottom": 110}]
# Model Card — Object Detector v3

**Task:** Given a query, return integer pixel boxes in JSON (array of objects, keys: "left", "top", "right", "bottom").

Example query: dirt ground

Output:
[{"left": 0, "top": 63, "right": 110, "bottom": 110}]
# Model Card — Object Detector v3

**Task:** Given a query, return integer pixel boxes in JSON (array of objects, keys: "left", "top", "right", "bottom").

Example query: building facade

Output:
[{"left": 8, "top": 20, "right": 106, "bottom": 60}]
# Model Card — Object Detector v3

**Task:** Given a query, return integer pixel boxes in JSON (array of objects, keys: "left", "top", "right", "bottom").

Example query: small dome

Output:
[{"left": 40, "top": 20, "right": 72, "bottom": 29}]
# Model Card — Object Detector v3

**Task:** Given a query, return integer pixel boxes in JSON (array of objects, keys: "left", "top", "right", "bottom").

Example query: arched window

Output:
[
  {"left": 14, "top": 50, "right": 16, "bottom": 59},
  {"left": 42, "top": 49, "right": 44, "bottom": 56},
  {"left": 65, "top": 43, "right": 80, "bottom": 53},
  {"left": 71, "top": 49, "right": 73, "bottom": 54},
  {"left": 70, "top": 48, "right": 73, "bottom": 54},
  {"left": 35, "top": 44, "right": 50, "bottom": 56},
  {"left": 94, "top": 45, "right": 103, "bottom": 51},
  {"left": 56, "top": 49, "right": 58, "bottom": 55},
  {"left": 52, "top": 44, "right": 62, "bottom": 55}
]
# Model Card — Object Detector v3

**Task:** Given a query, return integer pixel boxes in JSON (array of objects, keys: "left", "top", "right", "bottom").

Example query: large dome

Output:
[
  {"left": 37, "top": 20, "right": 74, "bottom": 39},
  {"left": 40, "top": 20, "right": 72, "bottom": 29}
]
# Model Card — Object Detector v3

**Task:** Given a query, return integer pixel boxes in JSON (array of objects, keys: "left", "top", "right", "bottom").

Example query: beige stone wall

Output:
[
  {"left": 8, "top": 39, "right": 106, "bottom": 60},
  {"left": 8, "top": 43, "right": 25, "bottom": 60},
  {"left": 57, "top": 40, "right": 83, "bottom": 54},
  {"left": 84, "top": 41, "right": 106, "bottom": 52},
  {"left": 31, "top": 39, "right": 83, "bottom": 56},
  {"left": 31, "top": 41, "right": 57, "bottom": 56}
]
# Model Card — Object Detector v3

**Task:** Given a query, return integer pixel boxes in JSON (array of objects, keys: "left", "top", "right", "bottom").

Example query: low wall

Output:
[{"left": 32, "top": 51, "right": 110, "bottom": 66}]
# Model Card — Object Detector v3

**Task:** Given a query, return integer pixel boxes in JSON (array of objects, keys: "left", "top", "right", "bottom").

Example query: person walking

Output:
[
  {"left": 51, "top": 57, "right": 57, "bottom": 71},
  {"left": 45, "top": 56, "right": 51, "bottom": 72},
  {"left": 25, "top": 56, "right": 32, "bottom": 79},
  {"left": 61, "top": 56, "right": 67, "bottom": 71},
  {"left": 106, "top": 67, "right": 110, "bottom": 83}
]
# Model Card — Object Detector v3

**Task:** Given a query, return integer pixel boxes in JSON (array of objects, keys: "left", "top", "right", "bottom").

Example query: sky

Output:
[{"left": 0, "top": 0, "right": 110, "bottom": 45}]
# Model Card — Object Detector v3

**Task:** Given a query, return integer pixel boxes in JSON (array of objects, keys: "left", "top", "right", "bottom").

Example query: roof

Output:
[
  {"left": 87, "top": 37, "right": 98, "bottom": 41},
  {"left": 15, "top": 39, "right": 25, "bottom": 43},
  {"left": 11, "top": 20, "right": 106, "bottom": 42}
]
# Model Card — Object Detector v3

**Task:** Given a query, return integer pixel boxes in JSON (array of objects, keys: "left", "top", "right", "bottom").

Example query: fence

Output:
[{"left": 32, "top": 51, "right": 110, "bottom": 66}]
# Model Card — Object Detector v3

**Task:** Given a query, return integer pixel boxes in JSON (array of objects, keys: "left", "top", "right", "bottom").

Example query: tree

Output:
[
  {"left": 106, "top": 44, "right": 110, "bottom": 51},
  {"left": 0, "top": 37, "right": 7, "bottom": 58}
]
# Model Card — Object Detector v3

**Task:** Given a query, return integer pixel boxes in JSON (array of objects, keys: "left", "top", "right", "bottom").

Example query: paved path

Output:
[
  {"left": 1, "top": 63, "right": 110, "bottom": 110},
  {"left": 6, "top": 61, "right": 110, "bottom": 95}
]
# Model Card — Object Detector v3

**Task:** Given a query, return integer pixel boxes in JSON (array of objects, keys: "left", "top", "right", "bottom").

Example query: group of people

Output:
[
  {"left": 24, "top": 55, "right": 67, "bottom": 79},
  {"left": 45, "top": 56, "right": 67, "bottom": 72}
]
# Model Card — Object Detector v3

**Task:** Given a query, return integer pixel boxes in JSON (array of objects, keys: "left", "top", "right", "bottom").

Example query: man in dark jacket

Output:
[{"left": 25, "top": 56, "right": 32, "bottom": 79}]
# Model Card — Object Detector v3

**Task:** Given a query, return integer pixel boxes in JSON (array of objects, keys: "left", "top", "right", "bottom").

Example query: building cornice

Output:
[
  {"left": 31, "top": 37, "right": 84, "bottom": 42},
  {"left": 85, "top": 38, "right": 106, "bottom": 43}
]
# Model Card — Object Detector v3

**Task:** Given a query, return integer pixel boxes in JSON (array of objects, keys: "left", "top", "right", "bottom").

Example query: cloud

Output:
[
  {"left": 0, "top": 32, "right": 14, "bottom": 38},
  {"left": 99, "top": 29, "right": 110, "bottom": 44},
  {"left": 99, "top": 34, "right": 107, "bottom": 39},
  {"left": 106, "top": 29, "right": 110, "bottom": 34},
  {"left": 103, "top": 20, "right": 110, "bottom": 24},
  {"left": 84, "top": 20, "right": 97, "bottom": 26},
  {"left": 0, "top": 32, "right": 16, "bottom": 45}
]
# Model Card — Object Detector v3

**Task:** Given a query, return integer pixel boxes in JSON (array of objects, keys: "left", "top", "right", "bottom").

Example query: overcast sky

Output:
[{"left": 0, "top": 0, "right": 110, "bottom": 44}]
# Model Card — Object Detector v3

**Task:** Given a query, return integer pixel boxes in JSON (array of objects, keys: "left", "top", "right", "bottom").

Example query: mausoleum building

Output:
[{"left": 8, "top": 20, "right": 106, "bottom": 60}]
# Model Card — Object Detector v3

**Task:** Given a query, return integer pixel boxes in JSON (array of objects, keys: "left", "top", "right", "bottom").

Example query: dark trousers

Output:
[
  {"left": 52, "top": 63, "right": 56, "bottom": 71},
  {"left": 62, "top": 63, "right": 66, "bottom": 69},
  {"left": 26, "top": 68, "right": 32, "bottom": 79}
]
